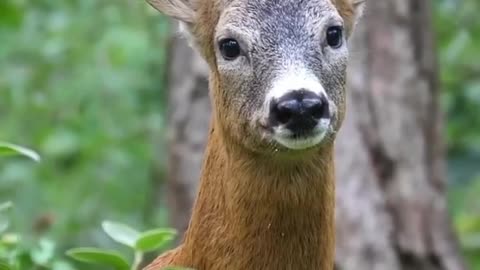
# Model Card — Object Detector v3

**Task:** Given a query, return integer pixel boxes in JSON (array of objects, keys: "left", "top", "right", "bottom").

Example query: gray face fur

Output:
[{"left": 213, "top": 0, "right": 349, "bottom": 152}]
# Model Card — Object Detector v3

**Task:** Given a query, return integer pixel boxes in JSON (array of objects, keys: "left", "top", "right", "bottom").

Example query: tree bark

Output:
[
  {"left": 161, "top": 1, "right": 467, "bottom": 269},
  {"left": 334, "top": 1, "right": 466, "bottom": 270},
  {"left": 164, "top": 26, "right": 210, "bottom": 237}
]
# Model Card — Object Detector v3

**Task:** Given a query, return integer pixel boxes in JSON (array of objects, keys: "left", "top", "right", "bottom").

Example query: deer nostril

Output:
[
  {"left": 304, "top": 97, "right": 329, "bottom": 120},
  {"left": 269, "top": 90, "right": 330, "bottom": 133},
  {"left": 274, "top": 99, "right": 301, "bottom": 124}
]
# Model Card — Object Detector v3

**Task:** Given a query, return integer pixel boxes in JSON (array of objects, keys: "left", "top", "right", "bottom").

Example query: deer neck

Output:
[{"left": 180, "top": 122, "right": 336, "bottom": 270}]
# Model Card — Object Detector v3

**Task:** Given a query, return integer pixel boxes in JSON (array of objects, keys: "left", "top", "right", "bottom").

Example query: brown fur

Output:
[
  {"left": 146, "top": 117, "right": 335, "bottom": 270},
  {"left": 145, "top": 0, "right": 363, "bottom": 269}
]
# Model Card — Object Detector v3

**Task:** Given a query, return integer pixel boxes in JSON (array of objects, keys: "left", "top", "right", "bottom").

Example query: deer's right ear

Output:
[{"left": 147, "top": 0, "right": 195, "bottom": 24}]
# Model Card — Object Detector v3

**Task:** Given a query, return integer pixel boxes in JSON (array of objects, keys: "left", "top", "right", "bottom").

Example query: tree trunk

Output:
[
  {"left": 334, "top": 1, "right": 466, "bottom": 270},
  {"left": 161, "top": 1, "right": 467, "bottom": 269},
  {"left": 164, "top": 26, "right": 210, "bottom": 237}
]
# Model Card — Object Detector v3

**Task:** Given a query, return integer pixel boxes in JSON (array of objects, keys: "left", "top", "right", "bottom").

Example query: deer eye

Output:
[
  {"left": 326, "top": 26, "right": 343, "bottom": 49},
  {"left": 219, "top": 38, "right": 241, "bottom": 60}
]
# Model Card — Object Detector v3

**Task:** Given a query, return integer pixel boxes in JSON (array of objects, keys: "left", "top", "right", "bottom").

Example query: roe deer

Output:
[{"left": 146, "top": 0, "right": 364, "bottom": 269}]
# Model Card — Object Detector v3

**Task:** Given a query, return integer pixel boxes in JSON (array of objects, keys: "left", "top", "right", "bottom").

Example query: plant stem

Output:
[{"left": 132, "top": 251, "right": 143, "bottom": 270}]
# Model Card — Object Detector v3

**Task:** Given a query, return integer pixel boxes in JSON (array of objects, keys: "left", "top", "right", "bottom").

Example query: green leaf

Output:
[
  {"left": 66, "top": 248, "right": 130, "bottom": 270},
  {"left": 0, "top": 142, "right": 40, "bottom": 162},
  {"left": 31, "top": 238, "right": 56, "bottom": 265},
  {"left": 0, "top": 218, "right": 9, "bottom": 234},
  {"left": 455, "top": 215, "right": 480, "bottom": 234},
  {"left": 0, "top": 259, "right": 12, "bottom": 270},
  {"left": 52, "top": 260, "right": 76, "bottom": 270},
  {"left": 102, "top": 220, "right": 140, "bottom": 248},
  {"left": 0, "top": 202, "right": 13, "bottom": 213},
  {"left": 135, "top": 228, "right": 176, "bottom": 252},
  {"left": 1, "top": 233, "right": 19, "bottom": 246}
]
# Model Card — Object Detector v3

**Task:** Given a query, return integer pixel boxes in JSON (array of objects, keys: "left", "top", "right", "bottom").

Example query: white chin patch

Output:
[
  {"left": 273, "top": 118, "right": 331, "bottom": 150},
  {"left": 274, "top": 132, "right": 328, "bottom": 150}
]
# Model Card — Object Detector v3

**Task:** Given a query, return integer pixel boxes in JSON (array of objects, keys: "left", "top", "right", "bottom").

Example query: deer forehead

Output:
[
  {"left": 214, "top": 0, "right": 343, "bottom": 64},
  {"left": 217, "top": 0, "right": 341, "bottom": 31}
]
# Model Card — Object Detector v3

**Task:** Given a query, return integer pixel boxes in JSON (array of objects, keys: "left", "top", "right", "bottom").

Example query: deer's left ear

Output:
[
  {"left": 147, "top": 0, "right": 196, "bottom": 24},
  {"left": 334, "top": 0, "right": 366, "bottom": 36},
  {"left": 352, "top": 0, "right": 366, "bottom": 23}
]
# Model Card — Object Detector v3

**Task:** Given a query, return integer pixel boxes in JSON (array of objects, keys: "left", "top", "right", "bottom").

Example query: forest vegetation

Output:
[{"left": 0, "top": 0, "right": 479, "bottom": 269}]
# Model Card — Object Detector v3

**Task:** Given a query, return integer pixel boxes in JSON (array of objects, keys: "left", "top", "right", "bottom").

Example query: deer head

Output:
[{"left": 149, "top": 0, "right": 365, "bottom": 156}]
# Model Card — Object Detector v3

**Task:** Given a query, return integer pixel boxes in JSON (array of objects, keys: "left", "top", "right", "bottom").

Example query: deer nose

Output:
[{"left": 269, "top": 90, "right": 330, "bottom": 133}]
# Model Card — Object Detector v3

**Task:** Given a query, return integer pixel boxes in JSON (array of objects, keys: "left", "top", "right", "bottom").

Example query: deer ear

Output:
[
  {"left": 352, "top": 0, "right": 366, "bottom": 21},
  {"left": 147, "top": 0, "right": 195, "bottom": 24}
]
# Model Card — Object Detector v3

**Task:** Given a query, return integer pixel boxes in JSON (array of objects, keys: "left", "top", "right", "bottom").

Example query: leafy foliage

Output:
[
  {"left": 0, "top": 144, "right": 76, "bottom": 269},
  {"left": 435, "top": 0, "right": 480, "bottom": 268},
  {"left": 102, "top": 221, "right": 141, "bottom": 248},
  {"left": 0, "top": 143, "right": 40, "bottom": 162},
  {"left": 134, "top": 228, "right": 176, "bottom": 253},
  {"left": 3, "top": 208, "right": 185, "bottom": 270},
  {"left": 0, "top": 0, "right": 479, "bottom": 269},
  {"left": 436, "top": 0, "right": 480, "bottom": 155},
  {"left": 0, "top": 0, "right": 171, "bottom": 267},
  {"left": 67, "top": 221, "right": 182, "bottom": 270},
  {"left": 0, "top": 143, "right": 185, "bottom": 269},
  {"left": 67, "top": 248, "right": 130, "bottom": 270}
]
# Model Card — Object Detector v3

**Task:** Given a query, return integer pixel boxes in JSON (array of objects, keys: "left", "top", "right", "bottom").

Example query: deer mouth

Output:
[{"left": 271, "top": 117, "right": 332, "bottom": 150}]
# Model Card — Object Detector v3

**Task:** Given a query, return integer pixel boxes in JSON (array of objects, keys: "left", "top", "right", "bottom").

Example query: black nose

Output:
[{"left": 269, "top": 90, "right": 330, "bottom": 133}]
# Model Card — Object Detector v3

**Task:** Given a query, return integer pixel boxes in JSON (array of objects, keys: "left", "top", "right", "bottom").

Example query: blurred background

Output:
[{"left": 0, "top": 0, "right": 479, "bottom": 269}]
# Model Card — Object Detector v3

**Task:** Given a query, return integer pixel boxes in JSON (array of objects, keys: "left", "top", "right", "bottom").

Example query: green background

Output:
[{"left": 0, "top": 0, "right": 479, "bottom": 269}]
